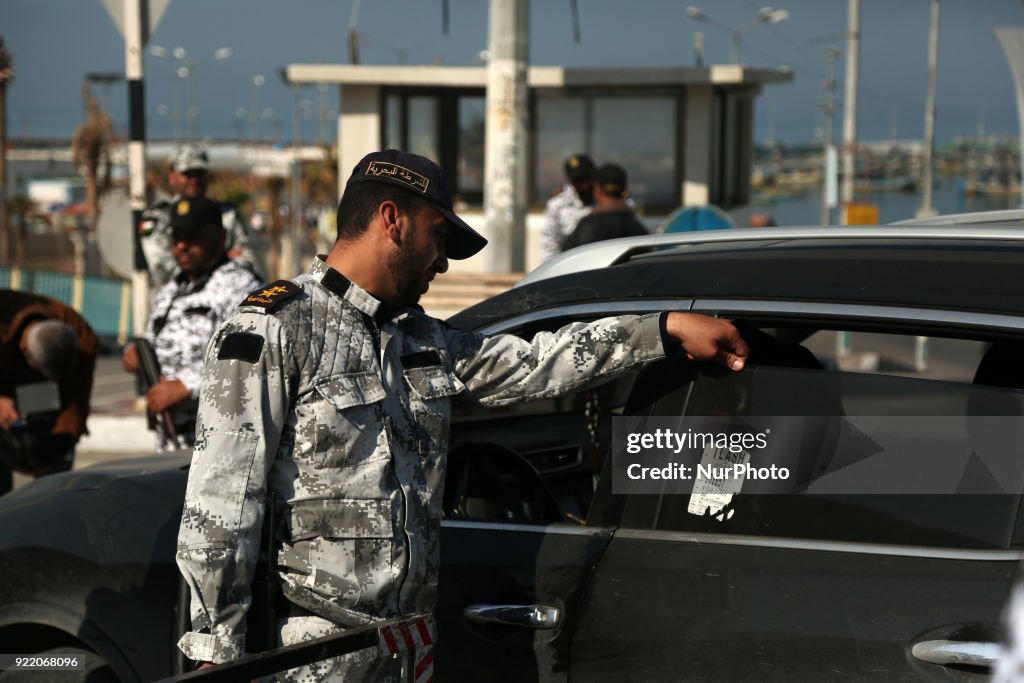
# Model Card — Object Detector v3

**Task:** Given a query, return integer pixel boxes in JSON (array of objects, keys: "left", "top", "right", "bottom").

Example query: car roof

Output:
[
  {"left": 890, "top": 208, "right": 1024, "bottom": 227},
  {"left": 517, "top": 224, "right": 1024, "bottom": 286},
  {"left": 450, "top": 227, "right": 1024, "bottom": 331}
]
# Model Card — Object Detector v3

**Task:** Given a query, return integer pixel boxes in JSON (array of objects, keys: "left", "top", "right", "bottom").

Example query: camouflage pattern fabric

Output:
[
  {"left": 995, "top": 579, "right": 1024, "bottom": 682},
  {"left": 145, "top": 259, "right": 263, "bottom": 451},
  {"left": 540, "top": 183, "right": 591, "bottom": 262},
  {"left": 272, "top": 615, "right": 403, "bottom": 682},
  {"left": 140, "top": 196, "right": 265, "bottom": 292},
  {"left": 175, "top": 256, "right": 666, "bottom": 672}
]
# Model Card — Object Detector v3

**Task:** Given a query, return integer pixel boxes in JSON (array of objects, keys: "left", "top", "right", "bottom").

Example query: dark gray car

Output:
[{"left": 1, "top": 226, "right": 1022, "bottom": 681}]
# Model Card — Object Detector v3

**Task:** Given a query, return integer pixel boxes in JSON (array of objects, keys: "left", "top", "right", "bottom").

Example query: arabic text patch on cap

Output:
[
  {"left": 173, "top": 145, "right": 209, "bottom": 173},
  {"left": 345, "top": 149, "right": 487, "bottom": 260}
]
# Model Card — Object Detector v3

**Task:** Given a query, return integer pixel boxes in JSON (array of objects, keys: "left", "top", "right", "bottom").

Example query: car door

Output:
[
  {"left": 434, "top": 385, "right": 628, "bottom": 682},
  {"left": 433, "top": 303, "right": 694, "bottom": 681},
  {"left": 436, "top": 514, "right": 614, "bottom": 682},
  {"left": 570, "top": 311, "right": 1024, "bottom": 681}
]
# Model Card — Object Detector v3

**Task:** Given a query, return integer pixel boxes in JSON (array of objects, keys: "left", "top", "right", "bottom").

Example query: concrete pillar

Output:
[
  {"left": 125, "top": 0, "right": 149, "bottom": 334},
  {"left": 337, "top": 84, "right": 381, "bottom": 193},
  {"left": 839, "top": 0, "right": 861, "bottom": 224},
  {"left": 483, "top": 0, "right": 529, "bottom": 272},
  {"left": 683, "top": 85, "right": 713, "bottom": 206}
]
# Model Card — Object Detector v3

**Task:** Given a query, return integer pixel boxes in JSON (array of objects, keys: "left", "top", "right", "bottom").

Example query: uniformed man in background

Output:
[
  {"left": 140, "top": 145, "right": 264, "bottom": 292},
  {"left": 124, "top": 196, "right": 263, "bottom": 451},
  {"left": 175, "top": 150, "right": 748, "bottom": 680},
  {"left": 540, "top": 153, "right": 596, "bottom": 262},
  {"left": 562, "top": 162, "right": 649, "bottom": 251}
]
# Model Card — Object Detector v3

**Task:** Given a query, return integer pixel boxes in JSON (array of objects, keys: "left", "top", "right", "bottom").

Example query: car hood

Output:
[
  {"left": 0, "top": 451, "right": 191, "bottom": 504},
  {"left": 0, "top": 451, "right": 191, "bottom": 560}
]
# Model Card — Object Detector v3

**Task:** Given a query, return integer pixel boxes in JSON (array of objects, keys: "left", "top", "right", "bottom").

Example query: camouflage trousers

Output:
[{"left": 269, "top": 615, "right": 405, "bottom": 683}]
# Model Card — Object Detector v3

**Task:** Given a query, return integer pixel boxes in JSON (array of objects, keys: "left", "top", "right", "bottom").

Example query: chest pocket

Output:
[
  {"left": 403, "top": 364, "right": 461, "bottom": 456},
  {"left": 306, "top": 371, "right": 387, "bottom": 469}
]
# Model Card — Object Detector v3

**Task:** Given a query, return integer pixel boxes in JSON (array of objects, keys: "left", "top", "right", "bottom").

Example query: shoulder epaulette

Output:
[{"left": 241, "top": 280, "right": 302, "bottom": 312}]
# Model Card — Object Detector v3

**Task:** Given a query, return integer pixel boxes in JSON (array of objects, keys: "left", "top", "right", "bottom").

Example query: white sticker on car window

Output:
[{"left": 687, "top": 444, "right": 749, "bottom": 520}]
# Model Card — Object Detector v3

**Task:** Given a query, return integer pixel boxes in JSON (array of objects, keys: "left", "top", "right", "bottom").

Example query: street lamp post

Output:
[
  {"left": 250, "top": 74, "right": 265, "bottom": 143},
  {"left": 685, "top": 5, "right": 789, "bottom": 64},
  {"left": 174, "top": 65, "right": 188, "bottom": 141},
  {"left": 818, "top": 48, "right": 840, "bottom": 227},
  {"left": 234, "top": 106, "right": 247, "bottom": 141}
]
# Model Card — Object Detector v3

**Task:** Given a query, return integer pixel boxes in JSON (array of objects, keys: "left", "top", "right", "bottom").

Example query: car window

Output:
[
  {"left": 450, "top": 315, "right": 1024, "bottom": 545},
  {"left": 623, "top": 326, "right": 1024, "bottom": 549},
  {"left": 451, "top": 373, "right": 632, "bottom": 526},
  {"left": 449, "top": 314, "right": 647, "bottom": 526}
]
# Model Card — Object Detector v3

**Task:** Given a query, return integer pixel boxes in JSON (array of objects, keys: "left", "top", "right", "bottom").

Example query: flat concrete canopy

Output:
[{"left": 285, "top": 63, "right": 793, "bottom": 88}]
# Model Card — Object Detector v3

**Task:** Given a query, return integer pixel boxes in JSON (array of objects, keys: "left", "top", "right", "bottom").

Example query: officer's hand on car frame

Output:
[{"left": 664, "top": 311, "right": 748, "bottom": 372}]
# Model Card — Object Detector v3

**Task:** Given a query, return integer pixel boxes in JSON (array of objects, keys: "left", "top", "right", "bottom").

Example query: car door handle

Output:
[
  {"left": 463, "top": 603, "right": 561, "bottom": 630},
  {"left": 910, "top": 639, "right": 1000, "bottom": 669}
]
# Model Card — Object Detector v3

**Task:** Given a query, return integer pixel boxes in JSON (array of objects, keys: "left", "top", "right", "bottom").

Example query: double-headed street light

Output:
[
  {"left": 150, "top": 45, "right": 232, "bottom": 140},
  {"left": 685, "top": 5, "right": 789, "bottom": 64}
]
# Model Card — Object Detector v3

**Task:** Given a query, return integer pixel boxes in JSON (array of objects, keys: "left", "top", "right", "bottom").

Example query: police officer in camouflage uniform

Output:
[
  {"left": 175, "top": 150, "right": 749, "bottom": 680},
  {"left": 540, "top": 153, "right": 596, "bottom": 262},
  {"left": 124, "top": 196, "right": 263, "bottom": 451},
  {"left": 140, "top": 146, "right": 264, "bottom": 292}
]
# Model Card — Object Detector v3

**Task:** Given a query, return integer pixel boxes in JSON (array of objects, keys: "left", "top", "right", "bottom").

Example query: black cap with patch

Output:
[
  {"left": 564, "top": 154, "right": 596, "bottom": 182},
  {"left": 170, "top": 196, "right": 223, "bottom": 233},
  {"left": 597, "top": 163, "right": 628, "bottom": 198},
  {"left": 344, "top": 149, "right": 487, "bottom": 260}
]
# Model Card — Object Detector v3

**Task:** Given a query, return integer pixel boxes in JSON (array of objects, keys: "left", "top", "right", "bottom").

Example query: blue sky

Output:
[{"left": 4, "top": 0, "right": 1024, "bottom": 145}]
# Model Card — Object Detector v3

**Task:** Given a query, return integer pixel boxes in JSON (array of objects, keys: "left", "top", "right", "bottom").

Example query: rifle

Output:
[
  {"left": 247, "top": 491, "right": 279, "bottom": 653},
  {"left": 134, "top": 338, "right": 188, "bottom": 449}
]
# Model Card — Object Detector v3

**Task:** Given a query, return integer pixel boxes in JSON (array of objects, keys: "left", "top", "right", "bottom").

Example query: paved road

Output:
[{"left": 91, "top": 355, "right": 139, "bottom": 416}]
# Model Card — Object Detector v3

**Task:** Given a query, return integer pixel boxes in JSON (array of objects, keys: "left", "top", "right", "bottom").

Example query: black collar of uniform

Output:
[
  {"left": 320, "top": 268, "right": 398, "bottom": 324},
  {"left": 311, "top": 257, "right": 421, "bottom": 324},
  {"left": 375, "top": 304, "right": 400, "bottom": 324},
  {"left": 320, "top": 267, "right": 351, "bottom": 298}
]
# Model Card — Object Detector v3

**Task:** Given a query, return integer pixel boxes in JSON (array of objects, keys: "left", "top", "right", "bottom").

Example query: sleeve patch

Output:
[
  {"left": 218, "top": 332, "right": 265, "bottom": 363},
  {"left": 241, "top": 280, "right": 301, "bottom": 311},
  {"left": 402, "top": 350, "right": 442, "bottom": 368}
]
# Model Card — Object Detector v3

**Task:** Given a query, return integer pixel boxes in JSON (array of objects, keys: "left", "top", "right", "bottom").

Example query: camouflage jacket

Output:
[
  {"left": 540, "top": 184, "right": 591, "bottom": 262},
  {"left": 145, "top": 259, "right": 263, "bottom": 450},
  {"left": 140, "top": 196, "right": 264, "bottom": 292},
  {"left": 175, "top": 256, "right": 666, "bottom": 663}
]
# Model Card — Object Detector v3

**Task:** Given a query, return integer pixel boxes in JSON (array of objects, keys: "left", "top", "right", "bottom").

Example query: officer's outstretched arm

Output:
[{"left": 448, "top": 313, "right": 747, "bottom": 409}]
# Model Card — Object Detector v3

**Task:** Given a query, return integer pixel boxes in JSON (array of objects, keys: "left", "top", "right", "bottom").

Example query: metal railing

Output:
[
  {"left": 1, "top": 266, "right": 134, "bottom": 343},
  {"left": 153, "top": 613, "right": 433, "bottom": 683}
]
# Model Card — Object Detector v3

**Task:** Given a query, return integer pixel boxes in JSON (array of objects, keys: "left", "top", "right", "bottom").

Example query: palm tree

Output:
[
  {"left": 301, "top": 147, "right": 339, "bottom": 208},
  {"left": 0, "top": 37, "right": 14, "bottom": 266},
  {"left": 263, "top": 175, "right": 287, "bottom": 279},
  {"left": 7, "top": 194, "right": 32, "bottom": 264},
  {"left": 301, "top": 148, "right": 339, "bottom": 254},
  {"left": 71, "top": 85, "right": 113, "bottom": 276}
]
